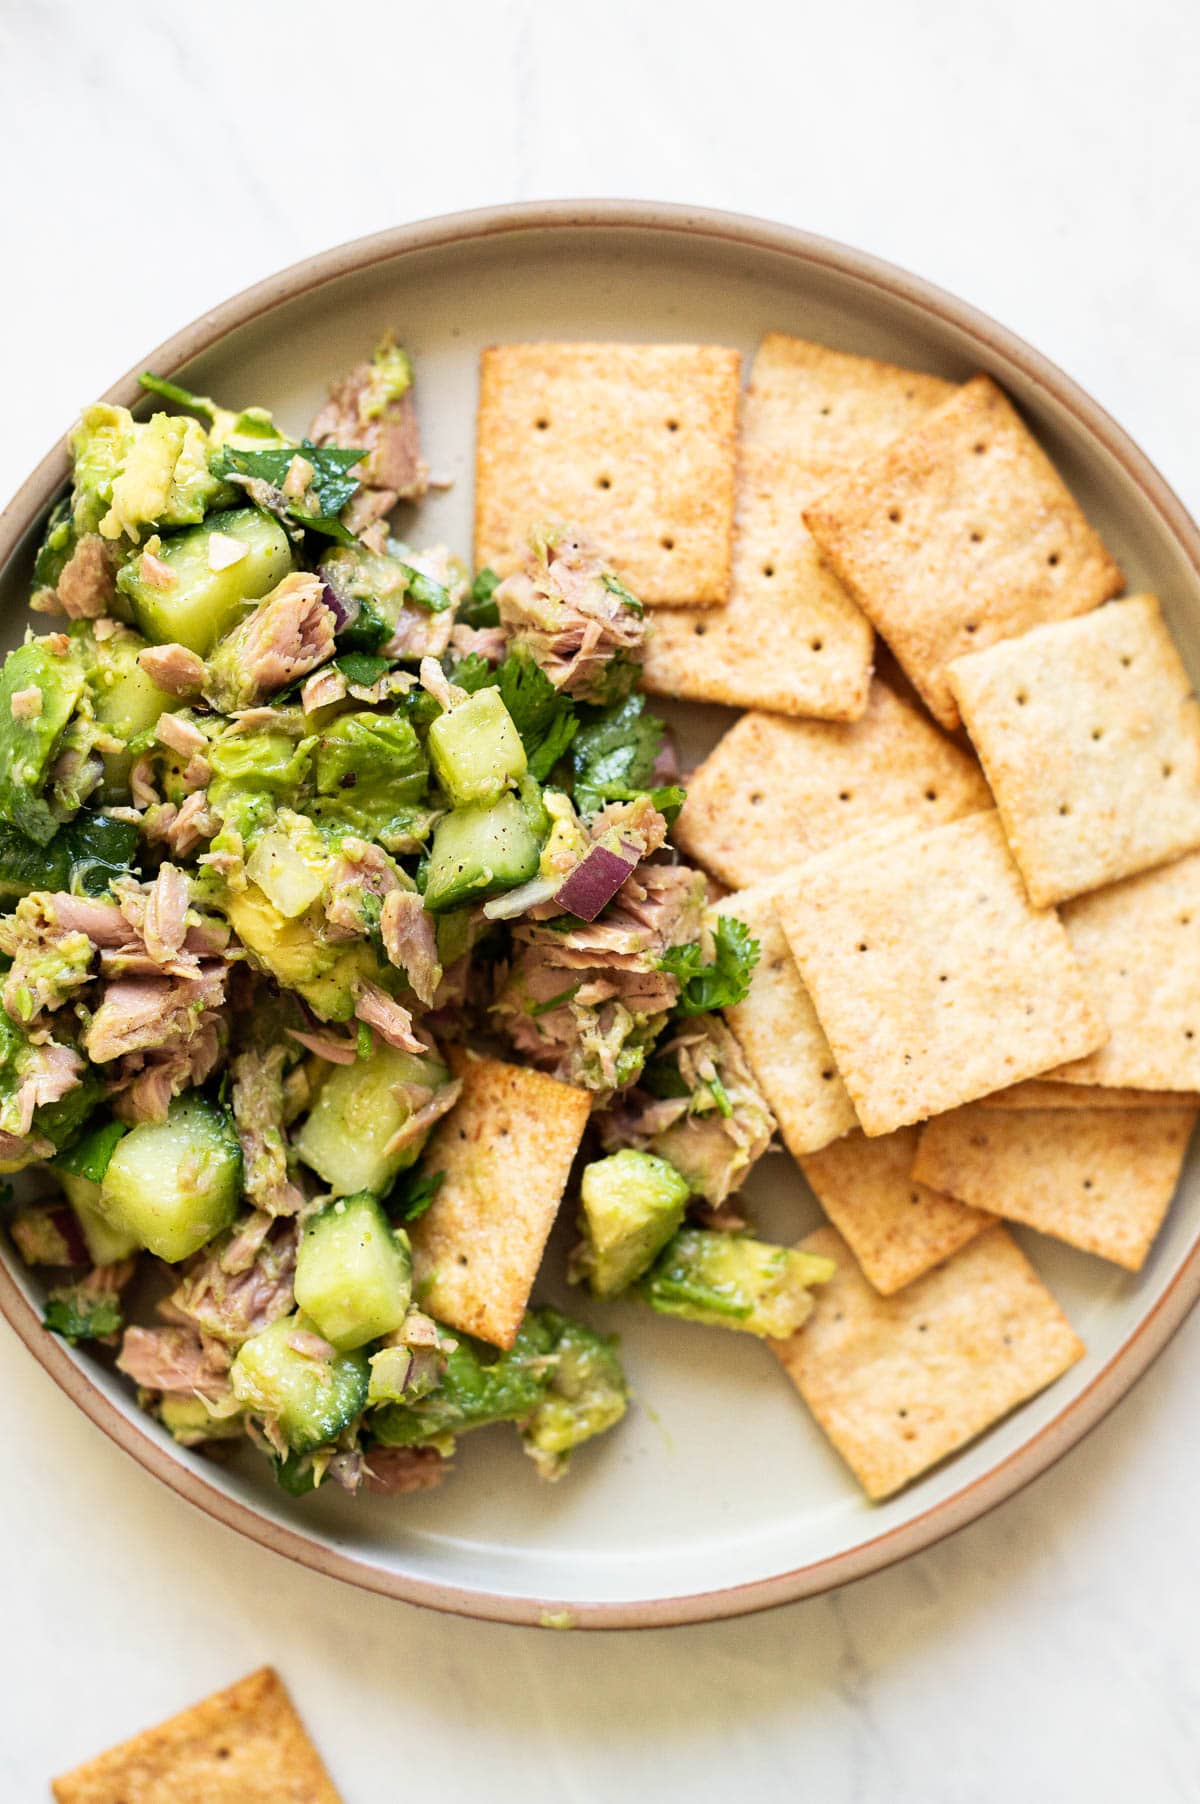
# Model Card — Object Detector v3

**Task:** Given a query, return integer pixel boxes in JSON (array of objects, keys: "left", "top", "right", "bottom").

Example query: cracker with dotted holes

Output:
[
  {"left": 803, "top": 374, "right": 1123, "bottom": 729},
  {"left": 672, "top": 683, "right": 991, "bottom": 890},
  {"left": 981, "top": 1079, "right": 1200, "bottom": 1110},
  {"left": 1046, "top": 851, "right": 1200, "bottom": 1090},
  {"left": 716, "top": 881, "right": 858, "bottom": 1157},
  {"left": 770, "top": 1223, "right": 1085, "bottom": 1500},
  {"left": 409, "top": 1049, "right": 592, "bottom": 1348},
  {"left": 52, "top": 1666, "right": 342, "bottom": 1804},
  {"left": 641, "top": 334, "right": 952, "bottom": 717},
  {"left": 913, "top": 1103, "right": 1197, "bottom": 1271},
  {"left": 948, "top": 595, "right": 1200, "bottom": 906},
  {"left": 799, "top": 1127, "right": 994, "bottom": 1295},
  {"left": 474, "top": 342, "right": 741, "bottom": 604},
  {"left": 775, "top": 811, "right": 1106, "bottom": 1136}
]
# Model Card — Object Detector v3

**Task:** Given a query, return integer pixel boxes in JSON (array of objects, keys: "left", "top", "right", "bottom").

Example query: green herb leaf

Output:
[
  {"left": 51, "top": 1118, "right": 125, "bottom": 1183},
  {"left": 660, "top": 916, "right": 760, "bottom": 1017},
  {"left": 210, "top": 439, "right": 365, "bottom": 542},
  {"left": 570, "top": 693, "right": 672, "bottom": 816},
  {"left": 138, "top": 372, "right": 220, "bottom": 420},
  {"left": 44, "top": 1284, "right": 123, "bottom": 1343},
  {"left": 334, "top": 652, "right": 392, "bottom": 689},
  {"left": 391, "top": 1167, "right": 445, "bottom": 1223},
  {"left": 459, "top": 566, "right": 501, "bottom": 628}
]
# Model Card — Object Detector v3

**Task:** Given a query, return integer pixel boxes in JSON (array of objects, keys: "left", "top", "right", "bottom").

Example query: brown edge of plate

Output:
[{"left": 1, "top": 199, "right": 1198, "bottom": 1631}]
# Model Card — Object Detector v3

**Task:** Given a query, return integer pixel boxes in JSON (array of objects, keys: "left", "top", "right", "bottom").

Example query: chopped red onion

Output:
[
  {"left": 316, "top": 565, "right": 354, "bottom": 632},
  {"left": 554, "top": 840, "right": 640, "bottom": 921}
]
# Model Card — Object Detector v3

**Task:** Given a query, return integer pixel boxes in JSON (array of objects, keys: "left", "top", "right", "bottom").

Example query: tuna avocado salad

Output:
[{"left": 0, "top": 339, "right": 832, "bottom": 1502}]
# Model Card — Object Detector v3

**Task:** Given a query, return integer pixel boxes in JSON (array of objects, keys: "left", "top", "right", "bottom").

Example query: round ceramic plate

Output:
[{"left": 1, "top": 203, "right": 1198, "bottom": 1629}]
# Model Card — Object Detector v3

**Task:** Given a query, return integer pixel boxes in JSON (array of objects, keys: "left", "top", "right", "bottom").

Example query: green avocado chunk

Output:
[
  {"left": 520, "top": 1311, "right": 627, "bottom": 1476},
  {"left": 576, "top": 1149, "right": 691, "bottom": 1297},
  {"left": 371, "top": 1311, "right": 556, "bottom": 1448},
  {"left": 639, "top": 1227, "right": 836, "bottom": 1339},
  {"left": 0, "top": 639, "right": 87, "bottom": 844}
]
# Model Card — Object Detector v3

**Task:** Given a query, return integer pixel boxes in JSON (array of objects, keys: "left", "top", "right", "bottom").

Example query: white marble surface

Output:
[{"left": 2, "top": 0, "right": 1200, "bottom": 1796}]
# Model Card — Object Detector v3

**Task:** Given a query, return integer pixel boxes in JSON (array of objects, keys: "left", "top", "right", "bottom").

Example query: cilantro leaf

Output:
[
  {"left": 43, "top": 1284, "right": 123, "bottom": 1343},
  {"left": 459, "top": 566, "right": 501, "bottom": 629},
  {"left": 390, "top": 1167, "right": 445, "bottom": 1222},
  {"left": 334, "top": 651, "right": 392, "bottom": 688},
  {"left": 453, "top": 652, "right": 495, "bottom": 694},
  {"left": 570, "top": 693, "right": 681, "bottom": 816},
  {"left": 209, "top": 439, "right": 365, "bottom": 542},
  {"left": 660, "top": 916, "right": 760, "bottom": 1017}
]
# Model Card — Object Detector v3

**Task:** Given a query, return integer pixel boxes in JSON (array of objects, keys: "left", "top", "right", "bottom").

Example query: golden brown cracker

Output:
[
  {"left": 776, "top": 811, "right": 1106, "bottom": 1136},
  {"left": 474, "top": 342, "right": 740, "bottom": 603},
  {"left": 803, "top": 375, "right": 1123, "bottom": 728},
  {"left": 913, "top": 1103, "right": 1196, "bottom": 1271},
  {"left": 717, "top": 881, "right": 858, "bottom": 1156},
  {"left": 410, "top": 1050, "right": 591, "bottom": 1347},
  {"left": 980, "top": 1079, "right": 1200, "bottom": 1110},
  {"left": 52, "top": 1667, "right": 341, "bottom": 1804},
  {"left": 799, "top": 1127, "right": 993, "bottom": 1295},
  {"left": 641, "top": 334, "right": 951, "bottom": 717},
  {"left": 1049, "top": 851, "right": 1200, "bottom": 1090},
  {"left": 672, "top": 682, "right": 990, "bottom": 889},
  {"left": 949, "top": 594, "right": 1200, "bottom": 905},
  {"left": 770, "top": 1224, "right": 1084, "bottom": 1499}
]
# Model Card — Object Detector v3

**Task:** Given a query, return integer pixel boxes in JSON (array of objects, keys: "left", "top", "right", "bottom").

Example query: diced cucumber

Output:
[
  {"left": 84, "top": 628, "right": 178, "bottom": 798},
  {"left": 423, "top": 791, "right": 542, "bottom": 912},
  {"left": 576, "top": 1149, "right": 691, "bottom": 1296},
  {"left": 639, "top": 1228, "right": 836, "bottom": 1339},
  {"left": 293, "top": 1043, "right": 450, "bottom": 1196},
  {"left": 99, "top": 1094, "right": 242, "bottom": 1262},
  {"left": 117, "top": 507, "right": 294, "bottom": 653},
  {"left": 57, "top": 1171, "right": 139, "bottom": 1266},
  {"left": 230, "top": 1311, "right": 369, "bottom": 1453},
  {"left": 294, "top": 1192, "right": 413, "bottom": 1350},
  {"left": 429, "top": 687, "right": 527, "bottom": 807}
]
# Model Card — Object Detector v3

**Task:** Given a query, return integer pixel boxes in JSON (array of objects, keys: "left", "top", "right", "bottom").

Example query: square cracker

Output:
[
  {"left": 410, "top": 1050, "right": 591, "bottom": 1348},
  {"left": 799, "top": 1127, "right": 993, "bottom": 1295},
  {"left": 52, "top": 1667, "right": 341, "bottom": 1804},
  {"left": 672, "top": 681, "right": 991, "bottom": 890},
  {"left": 771, "top": 1224, "right": 1084, "bottom": 1500},
  {"left": 913, "top": 1103, "right": 1197, "bottom": 1271},
  {"left": 1048, "top": 851, "right": 1200, "bottom": 1090},
  {"left": 948, "top": 594, "right": 1200, "bottom": 906},
  {"left": 717, "top": 882, "right": 858, "bottom": 1157},
  {"left": 981, "top": 1079, "right": 1200, "bottom": 1110},
  {"left": 803, "top": 374, "right": 1123, "bottom": 729},
  {"left": 474, "top": 342, "right": 740, "bottom": 604},
  {"left": 641, "top": 334, "right": 951, "bottom": 718},
  {"left": 775, "top": 810, "right": 1106, "bottom": 1136}
]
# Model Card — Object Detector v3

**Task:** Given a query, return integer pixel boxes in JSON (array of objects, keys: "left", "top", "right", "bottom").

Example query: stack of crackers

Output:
[{"left": 474, "top": 336, "right": 1200, "bottom": 1503}]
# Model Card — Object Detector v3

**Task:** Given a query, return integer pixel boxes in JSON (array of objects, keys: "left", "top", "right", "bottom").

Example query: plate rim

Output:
[{"left": 2, "top": 197, "right": 1198, "bottom": 1630}]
